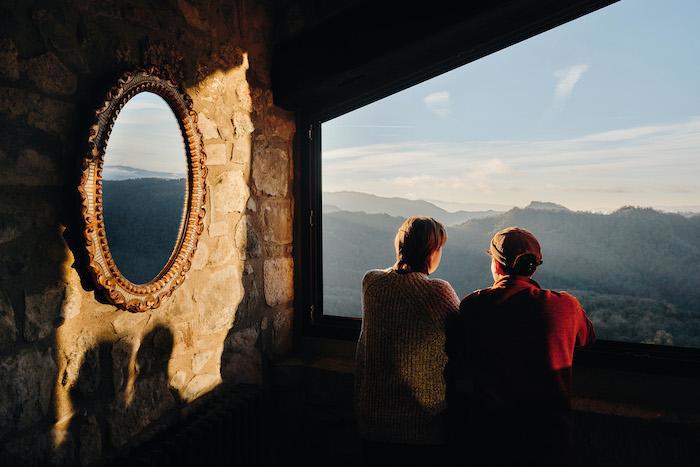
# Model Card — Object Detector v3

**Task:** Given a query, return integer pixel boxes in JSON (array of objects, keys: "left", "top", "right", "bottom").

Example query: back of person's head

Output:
[
  {"left": 489, "top": 226, "right": 543, "bottom": 277},
  {"left": 506, "top": 253, "right": 539, "bottom": 276},
  {"left": 394, "top": 216, "right": 447, "bottom": 274}
]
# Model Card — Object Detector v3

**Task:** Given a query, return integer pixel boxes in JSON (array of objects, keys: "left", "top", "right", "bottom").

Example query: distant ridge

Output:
[
  {"left": 524, "top": 201, "right": 570, "bottom": 211},
  {"left": 322, "top": 191, "right": 501, "bottom": 225},
  {"left": 103, "top": 165, "right": 185, "bottom": 180}
]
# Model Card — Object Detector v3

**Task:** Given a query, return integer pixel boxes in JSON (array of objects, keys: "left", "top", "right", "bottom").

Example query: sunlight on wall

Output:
[{"left": 51, "top": 53, "right": 254, "bottom": 450}]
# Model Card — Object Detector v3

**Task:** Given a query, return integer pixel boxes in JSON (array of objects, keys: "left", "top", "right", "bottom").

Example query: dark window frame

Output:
[{"left": 291, "top": 0, "right": 700, "bottom": 376}]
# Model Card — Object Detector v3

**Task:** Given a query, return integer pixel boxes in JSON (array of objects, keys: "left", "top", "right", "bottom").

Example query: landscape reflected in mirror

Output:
[{"left": 103, "top": 92, "right": 187, "bottom": 284}]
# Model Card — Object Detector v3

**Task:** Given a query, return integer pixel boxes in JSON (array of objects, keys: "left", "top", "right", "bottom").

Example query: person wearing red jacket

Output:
[{"left": 447, "top": 226, "right": 595, "bottom": 467}]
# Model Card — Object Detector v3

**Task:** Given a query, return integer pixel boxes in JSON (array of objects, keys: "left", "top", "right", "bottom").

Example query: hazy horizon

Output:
[{"left": 322, "top": 189, "right": 700, "bottom": 215}]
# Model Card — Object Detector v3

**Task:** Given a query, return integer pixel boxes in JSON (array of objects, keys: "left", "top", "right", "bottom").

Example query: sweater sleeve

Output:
[
  {"left": 576, "top": 300, "right": 596, "bottom": 347},
  {"left": 354, "top": 273, "right": 372, "bottom": 412},
  {"left": 561, "top": 291, "right": 595, "bottom": 347},
  {"left": 432, "top": 279, "right": 461, "bottom": 316}
]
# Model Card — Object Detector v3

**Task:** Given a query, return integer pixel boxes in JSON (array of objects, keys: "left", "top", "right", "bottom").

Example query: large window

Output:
[{"left": 314, "top": 0, "right": 700, "bottom": 349}]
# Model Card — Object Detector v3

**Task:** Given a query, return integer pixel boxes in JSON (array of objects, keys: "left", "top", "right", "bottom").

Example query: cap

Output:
[{"left": 488, "top": 226, "right": 543, "bottom": 269}]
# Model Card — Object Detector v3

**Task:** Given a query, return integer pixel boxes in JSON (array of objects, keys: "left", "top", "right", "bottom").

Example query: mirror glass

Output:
[{"left": 102, "top": 92, "right": 187, "bottom": 284}]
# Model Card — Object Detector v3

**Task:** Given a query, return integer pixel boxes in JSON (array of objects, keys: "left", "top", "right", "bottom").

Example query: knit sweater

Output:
[{"left": 355, "top": 268, "right": 460, "bottom": 445}]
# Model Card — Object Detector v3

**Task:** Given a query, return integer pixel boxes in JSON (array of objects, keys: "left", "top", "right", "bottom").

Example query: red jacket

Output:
[{"left": 453, "top": 275, "right": 594, "bottom": 410}]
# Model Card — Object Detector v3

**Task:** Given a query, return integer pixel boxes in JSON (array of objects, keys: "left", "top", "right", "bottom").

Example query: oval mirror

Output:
[
  {"left": 102, "top": 92, "right": 187, "bottom": 284},
  {"left": 79, "top": 68, "right": 207, "bottom": 312}
]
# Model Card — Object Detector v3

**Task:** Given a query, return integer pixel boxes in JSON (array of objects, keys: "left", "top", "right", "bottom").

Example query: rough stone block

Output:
[
  {"left": 79, "top": 415, "right": 102, "bottom": 466},
  {"left": 206, "top": 142, "right": 229, "bottom": 165},
  {"left": 60, "top": 330, "right": 98, "bottom": 396},
  {"left": 170, "top": 370, "right": 188, "bottom": 390},
  {"left": 173, "top": 322, "right": 194, "bottom": 349},
  {"left": 0, "top": 347, "right": 56, "bottom": 436},
  {"left": 111, "top": 312, "right": 148, "bottom": 335},
  {"left": 233, "top": 112, "right": 254, "bottom": 136},
  {"left": 218, "top": 118, "right": 236, "bottom": 141},
  {"left": 24, "top": 283, "right": 64, "bottom": 341},
  {"left": 235, "top": 80, "right": 252, "bottom": 112},
  {"left": 252, "top": 147, "right": 288, "bottom": 197},
  {"left": 262, "top": 198, "right": 293, "bottom": 244},
  {"left": 269, "top": 108, "right": 296, "bottom": 140},
  {"left": 182, "top": 373, "right": 221, "bottom": 401},
  {"left": 207, "top": 236, "right": 239, "bottom": 267},
  {"left": 221, "top": 327, "right": 262, "bottom": 384},
  {"left": 22, "top": 52, "right": 77, "bottom": 96},
  {"left": 0, "top": 87, "right": 75, "bottom": 136},
  {"left": 16, "top": 149, "right": 59, "bottom": 186},
  {"left": 0, "top": 288, "right": 16, "bottom": 344},
  {"left": 194, "top": 265, "right": 244, "bottom": 334},
  {"left": 208, "top": 221, "right": 228, "bottom": 237},
  {"left": 212, "top": 170, "right": 249, "bottom": 214},
  {"left": 235, "top": 215, "right": 262, "bottom": 259},
  {"left": 28, "top": 95, "right": 75, "bottom": 135},
  {"left": 108, "top": 373, "right": 175, "bottom": 447},
  {"left": 247, "top": 197, "right": 257, "bottom": 212},
  {"left": 190, "top": 241, "right": 209, "bottom": 271},
  {"left": 232, "top": 134, "right": 251, "bottom": 164},
  {"left": 168, "top": 285, "right": 196, "bottom": 319},
  {"left": 197, "top": 112, "right": 219, "bottom": 139},
  {"left": 191, "top": 350, "right": 214, "bottom": 373},
  {"left": 263, "top": 258, "right": 294, "bottom": 306},
  {"left": 0, "top": 429, "right": 54, "bottom": 466},
  {"left": 61, "top": 277, "right": 82, "bottom": 320},
  {"left": 0, "top": 39, "right": 19, "bottom": 81},
  {"left": 112, "top": 336, "right": 136, "bottom": 394},
  {"left": 273, "top": 306, "right": 294, "bottom": 356}
]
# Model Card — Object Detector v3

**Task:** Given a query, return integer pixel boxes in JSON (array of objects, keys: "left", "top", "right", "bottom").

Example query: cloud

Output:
[
  {"left": 321, "top": 118, "right": 700, "bottom": 210},
  {"left": 423, "top": 91, "right": 450, "bottom": 118},
  {"left": 554, "top": 64, "right": 590, "bottom": 99}
]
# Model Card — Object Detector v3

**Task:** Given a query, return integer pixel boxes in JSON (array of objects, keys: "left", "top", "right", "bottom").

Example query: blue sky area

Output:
[
  {"left": 322, "top": 0, "right": 700, "bottom": 212},
  {"left": 104, "top": 92, "right": 187, "bottom": 179}
]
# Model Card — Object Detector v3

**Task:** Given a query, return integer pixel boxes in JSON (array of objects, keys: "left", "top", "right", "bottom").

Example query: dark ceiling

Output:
[{"left": 272, "top": 0, "right": 618, "bottom": 118}]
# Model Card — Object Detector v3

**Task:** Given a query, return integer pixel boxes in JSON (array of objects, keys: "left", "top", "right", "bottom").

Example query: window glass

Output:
[{"left": 321, "top": 0, "right": 700, "bottom": 347}]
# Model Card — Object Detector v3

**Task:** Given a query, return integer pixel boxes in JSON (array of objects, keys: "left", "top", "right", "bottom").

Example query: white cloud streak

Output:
[
  {"left": 554, "top": 64, "right": 590, "bottom": 99},
  {"left": 423, "top": 91, "right": 451, "bottom": 118},
  {"left": 322, "top": 118, "right": 700, "bottom": 210}
]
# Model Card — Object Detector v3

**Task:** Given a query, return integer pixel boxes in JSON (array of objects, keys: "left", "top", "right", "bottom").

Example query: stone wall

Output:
[{"left": 0, "top": 1, "right": 295, "bottom": 464}]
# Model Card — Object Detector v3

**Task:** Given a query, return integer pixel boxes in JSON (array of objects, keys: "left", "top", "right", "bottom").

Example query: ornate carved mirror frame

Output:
[{"left": 78, "top": 66, "right": 207, "bottom": 312}]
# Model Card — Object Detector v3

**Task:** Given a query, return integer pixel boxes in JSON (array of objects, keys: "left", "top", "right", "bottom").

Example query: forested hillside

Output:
[
  {"left": 322, "top": 205, "right": 700, "bottom": 347},
  {"left": 102, "top": 178, "right": 186, "bottom": 284}
]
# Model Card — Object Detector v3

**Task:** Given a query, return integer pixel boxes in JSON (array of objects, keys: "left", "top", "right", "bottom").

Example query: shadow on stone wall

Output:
[{"left": 64, "top": 325, "right": 180, "bottom": 465}]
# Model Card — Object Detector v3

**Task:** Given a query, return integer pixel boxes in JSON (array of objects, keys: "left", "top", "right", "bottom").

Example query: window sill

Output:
[{"left": 281, "top": 337, "right": 700, "bottom": 425}]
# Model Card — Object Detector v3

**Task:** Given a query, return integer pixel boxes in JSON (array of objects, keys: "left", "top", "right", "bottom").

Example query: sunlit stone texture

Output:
[{"left": 0, "top": 1, "right": 294, "bottom": 463}]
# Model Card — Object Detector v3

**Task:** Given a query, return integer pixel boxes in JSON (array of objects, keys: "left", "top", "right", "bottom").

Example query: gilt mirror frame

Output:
[{"left": 78, "top": 66, "right": 207, "bottom": 312}]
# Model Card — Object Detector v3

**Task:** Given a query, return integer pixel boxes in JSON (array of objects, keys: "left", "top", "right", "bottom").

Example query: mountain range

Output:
[
  {"left": 323, "top": 191, "right": 502, "bottom": 225},
  {"left": 322, "top": 197, "right": 700, "bottom": 347}
]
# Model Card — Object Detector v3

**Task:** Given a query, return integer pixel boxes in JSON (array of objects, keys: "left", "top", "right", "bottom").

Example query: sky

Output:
[
  {"left": 322, "top": 0, "right": 700, "bottom": 212},
  {"left": 104, "top": 92, "right": 187, "bottom": 178}
]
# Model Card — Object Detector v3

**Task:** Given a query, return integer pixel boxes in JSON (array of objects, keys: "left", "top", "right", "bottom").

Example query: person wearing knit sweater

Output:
[{"left": 355, "top": 216, "right": 460, "bottom": 467}]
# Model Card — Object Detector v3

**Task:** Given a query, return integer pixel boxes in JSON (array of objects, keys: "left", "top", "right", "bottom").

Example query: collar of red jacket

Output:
[{"left": 493, "top": 275, "right": 541, "bottom": 290}]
